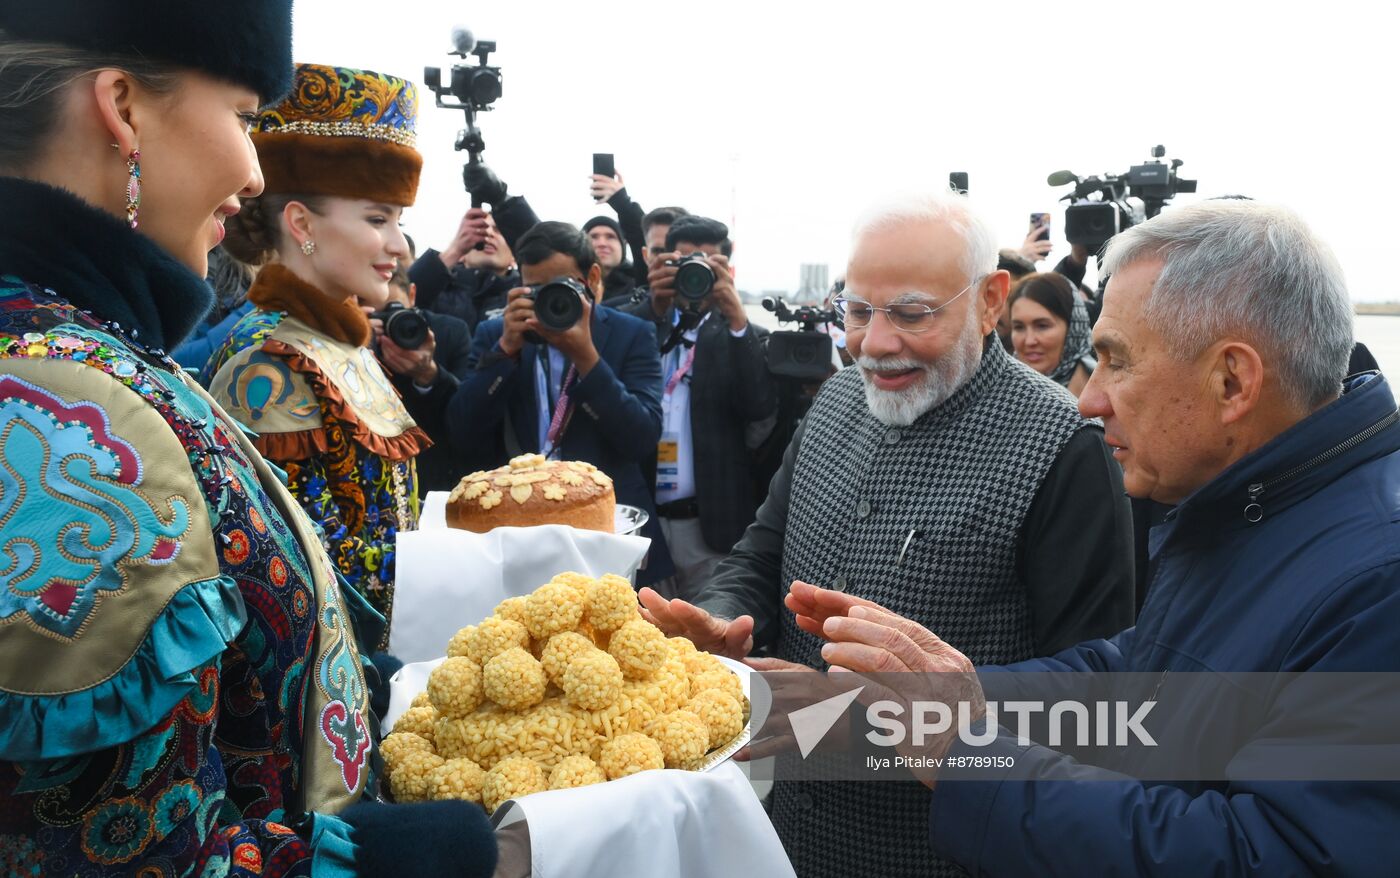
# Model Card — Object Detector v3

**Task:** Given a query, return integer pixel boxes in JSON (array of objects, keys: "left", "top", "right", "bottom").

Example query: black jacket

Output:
[
  {"left": 619, "top": 294, "right": 777, "bottom": 554},
  {"left": 390, "top": 310, "right": 475, "bottom": 495},
  {"left": 604, "top": 187, "right": 648, "bottom": 286},
  {"left": 407, "top": 252, "right": 517, "bottom": 333},
  {"left": 407, "top": 194, "right": 542, "bottom": 332}
]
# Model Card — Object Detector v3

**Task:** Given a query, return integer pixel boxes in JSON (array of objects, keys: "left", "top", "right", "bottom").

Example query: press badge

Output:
[{"left": 657, "top": 432, "right": 680, "bottom": 492}]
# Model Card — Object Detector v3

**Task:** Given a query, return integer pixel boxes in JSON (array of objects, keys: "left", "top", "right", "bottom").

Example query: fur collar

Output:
[
  {"left": 247, "top": 263, "right": 372, "bottom": 347},
  {"left": 0, "top": 176, "right": 214, "bottom": 351}
]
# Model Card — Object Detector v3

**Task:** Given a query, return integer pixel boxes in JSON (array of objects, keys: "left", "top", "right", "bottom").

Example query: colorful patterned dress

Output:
[
  {"left": 0, "top": 278, "right": 375, "bottom": 875},
  {"left": 206, "top": 265, "right": 429, "bottom": 642}
]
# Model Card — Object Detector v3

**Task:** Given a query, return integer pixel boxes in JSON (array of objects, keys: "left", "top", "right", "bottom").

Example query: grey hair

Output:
[
  {"left": 851, "top": 190, "right": 999, "bottom": 286},
  {"left": 0, "top": 32, "right": 179, "bottom": 173},
  {"left": 1101, "top": 200, "right": 1353, "bottom": 410}
]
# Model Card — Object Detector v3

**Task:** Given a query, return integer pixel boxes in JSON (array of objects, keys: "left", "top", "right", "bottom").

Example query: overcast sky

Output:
[{"left": 293, "top": 1, "right": 1396, "bottom": 301}]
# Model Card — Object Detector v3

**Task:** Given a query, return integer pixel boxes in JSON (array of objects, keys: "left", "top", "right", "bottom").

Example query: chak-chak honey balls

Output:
[
  {"left": 608, "top": 619, "right": 669, "bottom": 681},
  {"left": 389, "top": 572, "right": 749, "bottom": 812},
  {"left": 484, "top": 757, "right": 549, "bottom": 813},
  {"left": 549, "top": 755, "right": 607, "bottom": 790},
  {"left": 484, "top": 647, "right": 548, "bottom": 711},
  {"left": 429, "top": 656, "right": 484, "bottom": 718}
]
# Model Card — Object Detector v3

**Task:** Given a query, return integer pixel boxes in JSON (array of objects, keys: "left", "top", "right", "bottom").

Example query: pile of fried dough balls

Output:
[{"left": 383, "top": 572, "right": 748, "bottom": 812}]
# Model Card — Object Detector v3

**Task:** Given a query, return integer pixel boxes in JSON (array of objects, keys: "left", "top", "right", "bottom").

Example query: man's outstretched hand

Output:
[
  {"left": 638, "top": 587, "right": 754, "bottom": 659},
  {"left": 784, "top": 579, "right": 881, "bottom": 639}
]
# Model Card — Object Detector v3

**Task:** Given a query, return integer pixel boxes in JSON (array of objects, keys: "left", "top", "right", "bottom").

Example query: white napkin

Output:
[
  {"left": 389, "top": 517, "right": 649, "bottom": 664},
  {"left": 492, "top": 762, "right": 794, "bottom": 878}
]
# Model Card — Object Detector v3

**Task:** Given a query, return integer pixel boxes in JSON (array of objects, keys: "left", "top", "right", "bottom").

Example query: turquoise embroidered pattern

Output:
[{"left": 0, "top": 375, "right": 188, "bottom": 640}]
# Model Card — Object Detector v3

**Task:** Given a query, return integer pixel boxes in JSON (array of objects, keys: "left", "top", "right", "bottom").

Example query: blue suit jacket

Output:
[
  {"left": 930, "top": 372, "right": 1400, "bottom": 876},
  {"left": 447, "top": 305, "right": 673, "bottom": 582}
]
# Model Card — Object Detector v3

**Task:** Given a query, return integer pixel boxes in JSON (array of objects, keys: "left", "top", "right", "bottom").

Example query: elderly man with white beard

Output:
[{"left": 640, "top": 191, "right": 1135, "bottom": 878}]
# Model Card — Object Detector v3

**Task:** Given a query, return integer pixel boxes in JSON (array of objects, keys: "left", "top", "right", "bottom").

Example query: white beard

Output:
[{"left": 856, "top": 306, "right": 984, "bottom": 427}]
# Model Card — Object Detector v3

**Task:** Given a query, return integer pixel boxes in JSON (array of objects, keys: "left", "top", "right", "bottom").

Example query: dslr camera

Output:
[
  {"left": 369, "top": 302, "right": 430, "bottom": 349},
  {"left": 525, "top": 277, "right": 591, "bottom": 332},
  {"left": 1049, "top": 145, "right": 1198, "bottom": 253},
  {"left": 668, "top": 253, "right": 715, "bottom": 307}
]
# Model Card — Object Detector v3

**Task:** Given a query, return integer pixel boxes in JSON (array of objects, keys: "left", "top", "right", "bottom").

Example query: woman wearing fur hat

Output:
[
  {"left": 0, "top": 5, "right": 494, "bottom": 876},
  {"left": 206, "top": 64, "right": 432, "bottom": 641}
]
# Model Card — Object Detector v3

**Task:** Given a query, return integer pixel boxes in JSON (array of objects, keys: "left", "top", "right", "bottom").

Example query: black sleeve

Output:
[
  {"left": 493, "top": 196, "right": 541, "bottom": 251},
  {"left": 393, "top": 314, "right": 474, "bottom": 439},
  {"left": 408, "top": 249, "right": 454, "bottom": 312},
  {"left": 692, "top": 415, "right": 803, "bottom": 650},
  {"left": 1052, "top": 254, "right": 1087, "bottom": 288},
  {"left": 727, "top": 326, "right": 777, "bottom": 423},
  {"left": 1017, "top": 426, "right": 1136, "bottom": 654},
  {"left": 607, "top": 187, "right": 648, "bottom": 285}
]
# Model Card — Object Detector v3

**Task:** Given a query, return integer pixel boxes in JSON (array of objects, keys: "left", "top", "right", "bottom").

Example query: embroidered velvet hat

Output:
[
  {"left": 252, "top": 63, "right": 423, "bottom": 207},
  {"left": 0, "top": 0, "right": 296, "bottom": 105}
]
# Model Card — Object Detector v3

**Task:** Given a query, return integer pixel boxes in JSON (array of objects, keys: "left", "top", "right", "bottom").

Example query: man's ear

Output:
[
  {"left": 91, "top": 70, "right": 141, "bottom": 158},
  {"left": 1212, "top": 341, "right": 1266, "bottom": 426},
  {"left": 587, "top": 263, "right": 604, "bottom": 302},
  {"left": 979, "top": 270, "right": 1010, "bottom": 337}
]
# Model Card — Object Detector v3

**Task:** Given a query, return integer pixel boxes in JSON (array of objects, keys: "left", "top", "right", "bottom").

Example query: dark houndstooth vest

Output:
[{"left": 771, "top": 341, "right": 1088, "bottom": 878}]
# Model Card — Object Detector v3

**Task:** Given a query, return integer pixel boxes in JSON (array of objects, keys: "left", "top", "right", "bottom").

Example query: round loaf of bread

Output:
[{"left": 447, "top": 454, "right": 615, "bottom": 533}]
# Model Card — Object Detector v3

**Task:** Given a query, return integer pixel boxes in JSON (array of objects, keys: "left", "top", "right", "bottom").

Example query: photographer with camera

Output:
[
  {"left": 446, "top": 221, "right": 673, "bottom": 584},
  {"left": 408, "top": 208, "right": 519, "bottom": 332},
  {"left": 617, "top": 216, "right": 776, "bottom": 598},
  {"left": 365, "top": 269, "right": 476, "bottom": 495}
]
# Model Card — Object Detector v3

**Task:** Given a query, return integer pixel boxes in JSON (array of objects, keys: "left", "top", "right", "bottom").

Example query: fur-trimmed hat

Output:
[
  {"left": 253, "top": 64, "right": 422, "bottom": 207},
  {"left": 0, "top": 0, "right": 295, "bottom": 105}
]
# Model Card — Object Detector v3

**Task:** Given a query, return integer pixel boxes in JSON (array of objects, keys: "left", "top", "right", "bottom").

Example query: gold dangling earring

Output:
[
  {"left": 123, "top": 148, "right": 141, "bottom": 229},
  {"left": 301, "top": 239, "right": 317, "bottom": 256}
]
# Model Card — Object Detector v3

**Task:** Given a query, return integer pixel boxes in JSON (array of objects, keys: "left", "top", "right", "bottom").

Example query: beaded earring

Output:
[
  {"left": 301, "top": 240, "right": 317, "bottom": 256},
  {"left": 123, "top": 149, "right": 141, "bottom": 229}
]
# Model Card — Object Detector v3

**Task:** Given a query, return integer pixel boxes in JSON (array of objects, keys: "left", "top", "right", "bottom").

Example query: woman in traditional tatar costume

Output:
[
  {"left": 0, "top": 3, "right": 494, "bottom": 875},
  {"left": 207, "top": 65, "right": 431, "bottom": 640}
]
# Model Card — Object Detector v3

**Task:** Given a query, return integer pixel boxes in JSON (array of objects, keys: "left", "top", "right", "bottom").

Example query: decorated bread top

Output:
[{"left": 449, "top": 455, "right": 614, "bottom": 511}]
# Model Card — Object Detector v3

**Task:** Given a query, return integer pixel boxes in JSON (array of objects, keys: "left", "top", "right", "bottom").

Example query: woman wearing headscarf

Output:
[
  {"left": 1009, "top": 271, "right": 1097, "bottom": 396},
  {"left": 206, "top": 64, "right": 432, "bottom": 642},
  {"left": 0, "top": 4, "right": 492, "bottom": 875}
]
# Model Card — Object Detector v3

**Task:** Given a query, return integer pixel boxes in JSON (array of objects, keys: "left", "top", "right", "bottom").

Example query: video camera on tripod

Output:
[
  {"left": 1048, "top": 145, "right": 1198, "bottom": 253},
  {"left": 424, "top": 28, "right": 503, "bottom": 210},
  {"left": 761, "top": 296, "right": 841, "bottom": 383}
]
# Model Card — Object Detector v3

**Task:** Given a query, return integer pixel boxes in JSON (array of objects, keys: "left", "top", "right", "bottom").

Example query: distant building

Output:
[{"left": 797, "top": 263, "right": 829, "bottom": 302}]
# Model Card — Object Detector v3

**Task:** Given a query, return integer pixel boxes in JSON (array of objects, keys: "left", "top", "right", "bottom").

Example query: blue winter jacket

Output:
[{"left": 930, "top": 371, "right": 1400, "bottom": 876}]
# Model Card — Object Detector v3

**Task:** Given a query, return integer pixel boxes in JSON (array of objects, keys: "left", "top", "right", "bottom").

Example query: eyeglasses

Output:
[{"left": 834, "top": 277, "right": 981, "bottom": 334}]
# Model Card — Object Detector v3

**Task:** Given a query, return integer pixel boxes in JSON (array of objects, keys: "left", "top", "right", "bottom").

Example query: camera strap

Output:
[{"left": 660, "top": 307, "right": 703, "bottom": 354}]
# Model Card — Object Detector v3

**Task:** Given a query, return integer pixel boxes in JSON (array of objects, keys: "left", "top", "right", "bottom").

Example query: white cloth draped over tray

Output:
[{"left": 491, "top": 763, "right": 795, "bottom": 878}]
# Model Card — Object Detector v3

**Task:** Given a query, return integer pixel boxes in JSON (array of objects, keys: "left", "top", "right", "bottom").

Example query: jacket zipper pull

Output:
[{"left": 1245, "top": 483, "right": 1265, "bottom": 524}]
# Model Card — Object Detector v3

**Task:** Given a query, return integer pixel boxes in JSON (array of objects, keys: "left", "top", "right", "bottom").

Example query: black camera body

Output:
[
  {"left": 525, "top": 277, "right": 590, "bottom": 333},
  {"left": 370, "top": 302, "right": 430, "bottom": 349},
  {"left": 1052, "top": 145, "right": 1197, "bottom": 253},
  {"left": 762, "top": 297, "right": 839, "bottom": 383},
  {"left": 668, "top": 253, "right": 715, "bottom": 306}
]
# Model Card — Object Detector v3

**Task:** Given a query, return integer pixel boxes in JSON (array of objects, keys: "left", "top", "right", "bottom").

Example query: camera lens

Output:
[
  {"left": 674, "top": 259, "right": 715, "bottom": 302},
  {"left": 385, "top": 308, "right": 429, "bottom": 349},
  {"left": 533, "top": 281, "right": 585, "bottom": 331}
]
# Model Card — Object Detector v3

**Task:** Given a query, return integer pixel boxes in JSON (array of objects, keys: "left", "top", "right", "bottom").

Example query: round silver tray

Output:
[{"left": 615, "top": 504, "right": 649, "bottom": 536}]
